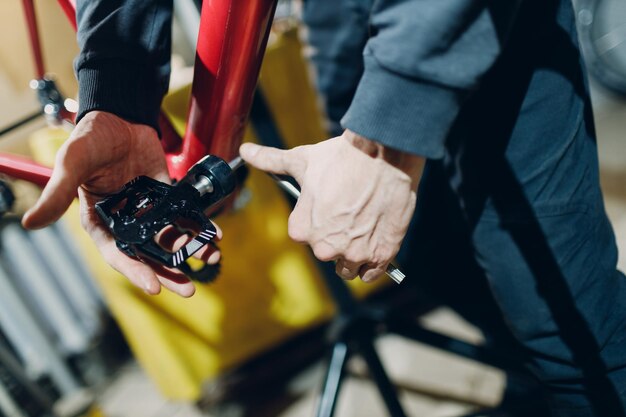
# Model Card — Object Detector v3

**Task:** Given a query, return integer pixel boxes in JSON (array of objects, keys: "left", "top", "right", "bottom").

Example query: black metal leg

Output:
[
  {"left": 251, "top": 88, "right": 413, "bottom": 417},
  {"left": 389, "top": 319, "right": 525, "bottom": 374},
  {"left": 316, "top": 342, "right": 350, "bottom": 417},
  {"left": 358, "top": 338, "right": 407, "bottom": 417}
]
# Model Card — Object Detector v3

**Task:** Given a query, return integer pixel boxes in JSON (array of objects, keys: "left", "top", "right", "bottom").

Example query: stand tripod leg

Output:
[
  {"left": 316, "top": 341, "right": 349, "bottom": 417},
  {"left": 358, "top": 338, "right": 407, "bottom": 417}
]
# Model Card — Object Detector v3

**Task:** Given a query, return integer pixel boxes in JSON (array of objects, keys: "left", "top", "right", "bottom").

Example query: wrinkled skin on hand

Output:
[
  {"left": 22, "top": 111, "right": 221, "bottom": 297},
  {"left": 240, "top": 130, "right": 424, "bottom": 283}
]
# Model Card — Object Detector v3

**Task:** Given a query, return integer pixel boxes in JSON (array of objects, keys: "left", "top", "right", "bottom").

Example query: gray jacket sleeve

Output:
[
  {"left": 341, "top": 0, "right": 520, "bottom": 158},
  {"left": 74, "top": 0, "right": 173, "bottom": 132}
]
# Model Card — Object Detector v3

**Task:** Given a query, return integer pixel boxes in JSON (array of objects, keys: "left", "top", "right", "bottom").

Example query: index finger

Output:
[{"left": 239, "top": 143, "right": 306, "bottom": 183}]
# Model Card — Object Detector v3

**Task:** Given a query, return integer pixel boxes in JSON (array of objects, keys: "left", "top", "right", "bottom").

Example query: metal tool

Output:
[{"left": 229, "top": 157, "right": 406, "bottom": 284}]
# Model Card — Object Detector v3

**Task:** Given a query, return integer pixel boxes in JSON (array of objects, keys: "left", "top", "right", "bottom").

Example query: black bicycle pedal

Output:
[{"left": 95, "top": 155, "right": 236, "bottom": 282}]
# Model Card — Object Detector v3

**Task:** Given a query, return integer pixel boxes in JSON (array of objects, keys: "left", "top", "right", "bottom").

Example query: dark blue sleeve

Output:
[
  {"left": 302, "top": 0, "right": 373, "bottom": 136},
  {"left": 74, "top": 0, "right": 173, "bottom": 132},
  {"left": 341, "top": 0, "right": 521, "bottom": 159}
]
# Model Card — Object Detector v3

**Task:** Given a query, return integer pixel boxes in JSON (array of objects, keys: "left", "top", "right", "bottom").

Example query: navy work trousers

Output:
[{"left": 303, "top": 0, "right": 626, "bottom": 415}]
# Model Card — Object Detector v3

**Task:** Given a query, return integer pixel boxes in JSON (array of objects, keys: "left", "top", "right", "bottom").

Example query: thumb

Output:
[
  {"left": 22, "top": 144, "right": 89, "bottom": 229},
  {"left": 239, "top": 143, "right": 305, "bottom": 181}
]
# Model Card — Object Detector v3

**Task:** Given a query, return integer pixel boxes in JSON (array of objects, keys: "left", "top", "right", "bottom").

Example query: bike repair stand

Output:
[
  {"left": 248, "top": 90, "right": 524, "bottom": 417},
  {"left": 313, "top": 261, "right": 406, "bottom": 417}
]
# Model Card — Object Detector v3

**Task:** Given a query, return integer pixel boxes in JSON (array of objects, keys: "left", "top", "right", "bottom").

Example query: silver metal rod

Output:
[
  {"left": 268, "top": 173, "right": 302, "bottom": 198},
  {"left": 193, "top": 175, "right": 214, "bottom": 196},
  {"left": 2, "top": 225, "right": 90, "bottom": 354},
  {"left": 30, "top": 227, "right": 101, "bottom": 336},
  {"left": 230, "top": 158, "right": 406, "bottom": 284},
  {"left": 0, "top": 258, "right": 81, "bottom": 395},
  {"left": 228, "top": 156, "right": 245, "bottom": 171}
]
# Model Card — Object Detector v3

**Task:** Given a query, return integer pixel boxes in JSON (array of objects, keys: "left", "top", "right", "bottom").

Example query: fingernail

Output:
[
  {"left": 240, "top": 143, "right": 259, "bottom": 159},
  {"left": 143, "top": 280, "right": 160, "bottom": 295},
  {"left": 208, "top": 250, "right": 221, "bottom": 264},
  {"left": 21, "top": 210, "right": 39, "bottom": 229},
  {"left": 181, "top": 286, "right": 196, "bottom": 298}
]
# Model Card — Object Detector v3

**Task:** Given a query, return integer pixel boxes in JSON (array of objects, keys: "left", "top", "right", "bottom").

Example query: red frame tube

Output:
[
  {"left": 1, "top": 0, "right": 277, "bottom": 185},
  {"left": 21, "top": 0, "right": 45, "bottom": 79},
  {"left": 56, "top": 0, "right": 77, "bottom": 31},
  {"left": 0, "top": 154, "right": 52, "bottom": 188},
  {"left": 169, "top": 0, "right": 278, "bottom": 179}
]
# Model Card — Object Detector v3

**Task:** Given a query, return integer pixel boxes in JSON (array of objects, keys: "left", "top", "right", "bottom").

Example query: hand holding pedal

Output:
[{"left": 95, "top": 156, "right": 235, "bottom": 283}]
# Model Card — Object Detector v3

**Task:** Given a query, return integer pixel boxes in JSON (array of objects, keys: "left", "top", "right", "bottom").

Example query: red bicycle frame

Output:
[
  {"left": 170, "top": 0, "right": 277, "bottom": 178},
  {"left": 1, "top": 0, "right": 278, "bottom": 183}
]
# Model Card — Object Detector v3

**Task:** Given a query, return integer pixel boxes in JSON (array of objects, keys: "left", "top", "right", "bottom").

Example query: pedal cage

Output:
[{"left": 95, "top": 176, "right": 219, "bottom": 283}]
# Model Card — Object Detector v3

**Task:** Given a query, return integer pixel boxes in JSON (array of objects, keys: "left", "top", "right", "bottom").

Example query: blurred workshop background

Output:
[{"left": 0, "top": 1, "right": 625, "bottom": 417}]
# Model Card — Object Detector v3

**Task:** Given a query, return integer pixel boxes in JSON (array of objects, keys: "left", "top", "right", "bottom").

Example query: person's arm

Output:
[
  {"left": 341, "top": 0, "right": 521, "bottom": 159},
  {"left": 301, "top": 0, "right": 372, "bottom": 135},
  {"left": 75, "top": 0, "right": 173, "bottom": 132},
  {"left": 23, "top": 1, "right": 220, "bottom": 297},
  {"left": 241, "top": 130, "right": 425, "bottom": 283},
  {"left": 242, "top": 1, "right": 523, "bottom": 283}
]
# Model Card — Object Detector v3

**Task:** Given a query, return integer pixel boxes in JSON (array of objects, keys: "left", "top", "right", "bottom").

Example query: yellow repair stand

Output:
[{"left": 29, "top": 26, "right": 385, "bottom": 401}]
